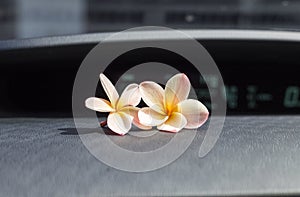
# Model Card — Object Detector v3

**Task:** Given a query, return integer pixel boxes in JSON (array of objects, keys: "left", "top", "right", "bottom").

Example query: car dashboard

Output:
[{"left": 0, "top": 30, "right": 300, "bottom": 196}]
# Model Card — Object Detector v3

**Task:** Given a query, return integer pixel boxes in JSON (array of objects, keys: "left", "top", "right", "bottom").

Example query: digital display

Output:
[
  {"left": 197, "top": 74, "right": 300, "bottom": 114},
  {"left": 101, "top": 45, "right": 300, "bottom": 115},
  {"left": 194, "top": 74, "right": 300, "bottom": 114},
  {"left": 117, "top": 73, "right": 300, "bottom": 115}
]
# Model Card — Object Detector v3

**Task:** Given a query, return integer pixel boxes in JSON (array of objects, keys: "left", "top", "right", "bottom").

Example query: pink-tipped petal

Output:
[
  {"left": 157, "top": 112, "right": 187, "bottom": 133},
  {"left": 175, "top": 99, "right": 209, "bottom": 129},
  {"left": 165, "top": 73, "right": 191, "bottom": 112},
  {"left": 85, "top": 97, "right": 114, "bottom": 112},
  {"left": 139, "top": 81, "right": 165, "bottom": 114},
  {"left": 133, "top": 119, "right": 153, "bottom": 130},
  {"left": 117, "top": 83, "right": 141, "bottom": 109},
  {"left": 138, "top": 107, "right": 168, "bottom": 127},
  {"left": 120, "top": 106, "right": 152, "bottom": 130},
  {"left": 99, "top": 73, "right": 119, "bottom": 108},
  {"left": 107, "top": 112, "right": 133, "bottom": 135}
]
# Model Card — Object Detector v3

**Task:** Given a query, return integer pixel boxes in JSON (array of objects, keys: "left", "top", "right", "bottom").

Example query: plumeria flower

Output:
[
  {"left": 138, "top": 73, "right": 209, "bottom": 132},
  {"left": 85, "top": 73, "right": 151, "bottom": 135}
]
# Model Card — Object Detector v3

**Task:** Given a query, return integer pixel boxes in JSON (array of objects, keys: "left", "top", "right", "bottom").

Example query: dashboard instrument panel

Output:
[{"left": 0, "top": 30, "right": 299, "bottom": 116}]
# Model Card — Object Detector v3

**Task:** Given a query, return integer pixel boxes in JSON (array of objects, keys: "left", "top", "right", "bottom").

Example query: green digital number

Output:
[{"left": 284, "top": 86, "right": 300, "bottom": 108}]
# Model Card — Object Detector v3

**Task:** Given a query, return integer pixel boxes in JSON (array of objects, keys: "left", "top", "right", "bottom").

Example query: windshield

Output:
[{"left": 0, "top": 0, "right": 299, "bottom": 40}]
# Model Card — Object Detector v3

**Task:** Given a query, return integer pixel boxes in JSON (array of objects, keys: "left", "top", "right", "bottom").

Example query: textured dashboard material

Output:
[{"left": 1, "top": 116, "right": 300, "bottom": 196}]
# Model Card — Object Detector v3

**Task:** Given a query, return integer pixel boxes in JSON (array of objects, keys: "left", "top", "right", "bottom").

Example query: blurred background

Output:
[{"left": 1, "top": 0, "right": 300, "bottom": 40}]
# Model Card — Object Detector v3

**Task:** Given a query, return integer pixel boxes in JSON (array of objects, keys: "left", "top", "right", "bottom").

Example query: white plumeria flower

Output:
[
  {"left": 85, "top": 73, "right": 151, "bottom": 135},
  {"left": 138, "top": 73, "right": 209, "bottom": 132}
]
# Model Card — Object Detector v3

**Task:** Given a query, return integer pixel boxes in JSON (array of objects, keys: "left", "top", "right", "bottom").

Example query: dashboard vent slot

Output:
[
  {"left": 88, "top": 11, "right": 144, "bottom": 24},
  {"left": 166, "top": 12, "right": 239, "bottom": 26},
  {"left": 245, "top": 13, "right": 296, "bottom": 26}
]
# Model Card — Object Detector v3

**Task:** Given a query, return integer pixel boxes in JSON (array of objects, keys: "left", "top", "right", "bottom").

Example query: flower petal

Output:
[
  {"left": 99, "top": 73, "right": 119, "bottom": 108},
  {"left": 107, "top": 112, "right": 133, "bottom": 135},
  {"left": 139, "top": 81, "right": 165, "bottom": 114},
  {"left": 138, "top": 107, "right": 168, "bottom": 127},
  {"left": 85, "top": 97, "right": 114, "bottom": 112},
  {"left": 120, "top": 106, "right": 152, "bottom": 130},
  {"left": 175, "top": 99, "right": 209, "bottom": 129},
  {"left": 157, "top": 112, "right": 187, "bottom": 133},
  {"left": 117, "top": 83, "right": 141, "bottom": 109},
  {"left": 165, "top": 73, "right": 191, "bottom": 112}
]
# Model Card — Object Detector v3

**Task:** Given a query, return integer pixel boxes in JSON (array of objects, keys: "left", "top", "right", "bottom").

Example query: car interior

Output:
[{"left": 0, "top": 0, "right": 300, "bottom": 196}]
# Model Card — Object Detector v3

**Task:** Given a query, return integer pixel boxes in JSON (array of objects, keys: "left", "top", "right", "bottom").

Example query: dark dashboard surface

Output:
[{"left": 1, "top": 116, "right": 300, "bottom": 197}]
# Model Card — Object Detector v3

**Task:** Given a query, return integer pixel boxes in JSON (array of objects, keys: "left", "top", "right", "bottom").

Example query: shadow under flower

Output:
[{"left": 58, "top": 127, "right": 119, "bottom": 136}]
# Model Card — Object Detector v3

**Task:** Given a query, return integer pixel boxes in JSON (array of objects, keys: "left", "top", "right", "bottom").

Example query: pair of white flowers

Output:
[{"left": 85, "top": 73, "right": 209, "bottom": 135}]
